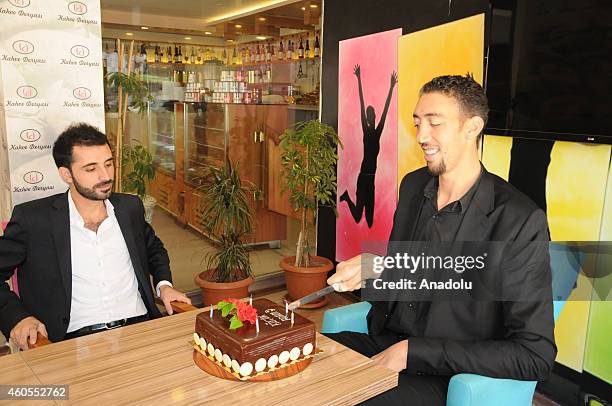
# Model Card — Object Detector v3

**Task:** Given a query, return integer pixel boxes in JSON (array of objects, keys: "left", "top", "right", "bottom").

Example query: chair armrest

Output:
[
  {"left": 447, "top": 373, "right": 537, "bottom": 406},
  {"left": 170, "top": 301, "right": 198, "bottom": 314},
  {"left": 321, "top": 302, "right": 372, "bottom": 334}
]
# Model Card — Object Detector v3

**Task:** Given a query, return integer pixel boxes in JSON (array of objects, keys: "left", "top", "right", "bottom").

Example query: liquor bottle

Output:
[
  {"left": 266, "top": 42, "right": 271, "bottom": 62},
  {"left": 232, "top": 47, "right": 237, "bottom": 65},
  {"left": 173, "top": 45, "right": 178, "bottom": 63},
  {"left": 287, "top": 40, "right": 293, "bottom": 60},
  {"left": 154, "top": 44, "right": 160, "bottom": 63},
  {"left": 278, "top": 40, "right": 284, "bottom": 60},
  {"left": 314, "top": 35, "right": 320, "bottom": 58},
  {"left": 222, "top": 47, "right": 227, "bottom": 64},
  {"left": 270, "top": 42, "right": 276, "bottom": 61},
  {"left": 255, "top": 45, "right": 260, "bottom": 63},
  {"left": 168, "top": 46, "right": 173, "bottom": 63},
  {"left": 190, "top": 47, "right": 195, "bottom": 64},
  {"left": 305, "top": 39, "right": 310, "bottom": 58},
  {"left": 205, "top": 48, "right": 211, "bottom": 61},
  {"left": 298, "top": 37, "right": 304, "bottom": 58},
  {"left": 250, "top": 46, "right": 256, "bottom": 63}
]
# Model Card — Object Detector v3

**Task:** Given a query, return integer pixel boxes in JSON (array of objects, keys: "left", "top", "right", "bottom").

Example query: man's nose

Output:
[{"left": 417, "top": 127, "right": 431, "bottom": 145}]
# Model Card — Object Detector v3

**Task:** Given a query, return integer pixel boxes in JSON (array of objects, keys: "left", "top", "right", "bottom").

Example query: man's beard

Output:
[
  {"left": 73, "top": 176, "right": 114, "bottom": 201},
  {"left": 427, "top": 159, "right": 446, "bottom": 176}
]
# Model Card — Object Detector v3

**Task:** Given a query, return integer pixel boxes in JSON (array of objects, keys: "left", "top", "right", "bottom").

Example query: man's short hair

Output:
[
  {"left": 420, "top": 74, "right": 489, "bottom": 141},
  {"left": 52, "top": 123, "right": 110, "bottom": 169}
]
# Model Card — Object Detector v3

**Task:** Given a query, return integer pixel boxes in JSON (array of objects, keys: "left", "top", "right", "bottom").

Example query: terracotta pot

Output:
[
  {"left": 280, "top": 256, "right": 334, "bottom": 304},
  {"left": 194, "top": 270, "right": 254, "bottom": 306}
]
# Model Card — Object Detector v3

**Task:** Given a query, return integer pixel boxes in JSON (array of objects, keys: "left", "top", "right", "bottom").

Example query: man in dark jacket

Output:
[
  {"left": 0, "top": 123, "right": 191, "bottom": 350},
  {"left": 327, "top": 75, "right": 556, "bottom": 405}
]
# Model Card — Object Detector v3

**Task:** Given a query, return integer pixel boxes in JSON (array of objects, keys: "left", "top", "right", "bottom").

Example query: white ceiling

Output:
[{"left": 100, "top": 0, "right": 302, "bottom": 25}]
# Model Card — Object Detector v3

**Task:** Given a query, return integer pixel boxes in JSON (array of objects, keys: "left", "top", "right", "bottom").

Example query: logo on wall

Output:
[
  {"left": 19, "top": 129, "right": 42, "bottom": 143},
  {"left": 8, "top": 0, "right": 30, "bottom": 8},
  {"left": 12, "top": 40, "right": 34, "bottom": 55},
  {"left": 68, "top": 1, "right": 88, "bottom": 15},
  {"left": 70, "top": 45, "right": 90, "bottom": 59},
  {"left": 23, "top": 171, "right": 43, "bottom": 184},
  {"left": 73, "top": 87, "right": 91, "bottom": 100},
  {"left": 16, "top": 85, "right": 38, "bottom": 99}
]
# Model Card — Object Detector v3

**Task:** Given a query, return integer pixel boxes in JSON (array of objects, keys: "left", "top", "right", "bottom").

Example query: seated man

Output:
[
  {"left": 326, "top": 75, "right": 556, "bottom": 405},
  {"left": 0, "top": 123, "right": 191, "bottom": 350}
]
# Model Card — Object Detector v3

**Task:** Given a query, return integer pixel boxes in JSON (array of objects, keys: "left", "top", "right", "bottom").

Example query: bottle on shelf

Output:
[
  {"left": 168, "top": 46, "right": 173, "bottom": 63},
  {"left": 305, "top": 39, "right": 311, "bottom": 58},
  {"left": 278, "top": 40, "right": 284, "bottom": 60},
  {"left": 232, "top": 47, "right": 237, "bottom": 65},
  {"left": 265, "top": 42, "right": 271, "bottom": 62},
  {"left": 173, "top": 45, "right": 178, "bottom": 63},
  {"left": 270, "top": 42, "right": 276, "bottom": 61},
  {"left": 287, "top": 40, "right": 293, "bottom": 60},
  {"left": 190, "top": 47, "right": 195, "bottom": 64},
  {"left": 314, "top": 35, "right": 320, "bottom": 58},
  {"left": 255, "top": 45, "right": 260, "bottom": 63},
  {"left": 155, "top": 44, "right": 161, "bottom": 63},
  {"left": 298, "top": 37, "right": 304, "bottom": 59}
]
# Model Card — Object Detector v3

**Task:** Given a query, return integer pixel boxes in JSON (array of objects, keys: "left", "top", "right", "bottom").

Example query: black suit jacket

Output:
[
  {"left": 0, "top": 192, "right": 171, "bottom": 342},
  {"left": 367, "top": 166, "right": 557, "bottom": 381}
]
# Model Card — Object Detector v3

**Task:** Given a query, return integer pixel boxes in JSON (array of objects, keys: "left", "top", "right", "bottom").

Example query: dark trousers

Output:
[{"left": 323, "top": 331, "right": 449, "bottom": 406}]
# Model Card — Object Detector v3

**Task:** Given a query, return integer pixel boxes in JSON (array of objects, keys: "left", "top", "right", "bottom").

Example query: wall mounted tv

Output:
[{"left": 485, "top": 0, "right": 612, "bottom": 144}]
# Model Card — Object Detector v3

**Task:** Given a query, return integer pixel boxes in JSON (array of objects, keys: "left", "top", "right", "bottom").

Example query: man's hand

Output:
[
  {"left": 354, "top": 64, "right": 361, "bottom": 77},
  {"left": 372, "top": 339, "right": 408, "bottom": 373},
  {"left": 10, "top": 316, "right": 47, "bottom": 351},
  {"left": 159, "top": 285, "right": 191, "bottom": 315},
  {"left": 327, "top": 253, "right": 379, "bottom": 292},
  {"left": 390, "top": 71, "right": 398, "bottom": 88}
]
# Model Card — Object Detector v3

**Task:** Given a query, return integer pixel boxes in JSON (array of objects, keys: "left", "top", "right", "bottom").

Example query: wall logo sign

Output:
[
  {"left": 73, "top": 87, "right": 91, "bottom": 100},
  {"left": 20, "top": 129, "right": 41, "bottom": 142},
  {"left": 68, "top": 1, "right": 87, "bottom": 15},
  {"left": 8, "top": 0, "right": 30, "bottom": 8},
  {"left": 12, "top": 40, "right": 34, "bottom": 55},
  {"left": 23, "top": 171, "right": 43, "bottom": 184},
  {"left": 16, "top": 85, "right": 37, "bottom": 99},
  {"left": 70, "top": 45, "right": 90, "bottom": 59}
]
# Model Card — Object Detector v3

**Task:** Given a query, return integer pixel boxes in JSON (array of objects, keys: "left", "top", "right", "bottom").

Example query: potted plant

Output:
[
  {"left": 121, "top": 142, "right": 157, "bottom": 223},
  {"left": 279, "top": 119, "right": 341, "bottom": 307},
  {"left": 194, "top": 159, "right": 256, "bottom": 305}
]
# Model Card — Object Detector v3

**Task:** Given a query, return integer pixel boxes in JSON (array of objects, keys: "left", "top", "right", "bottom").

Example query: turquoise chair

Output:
[{"left": 321, "top": 300, "right": 565, "bottom": 406}]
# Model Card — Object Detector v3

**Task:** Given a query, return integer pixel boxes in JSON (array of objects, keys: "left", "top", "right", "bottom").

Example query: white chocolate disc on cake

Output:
[
  {"left": 207, "top": 343, "right": 215, "bottom": 356},
  {"left": 279, "top": 350, "right": 290, "bottom": 364},
  {"left": 289, "top": 347, "right": 300, "bottom": 361},
  {"left": 193, "top": 333, "right": 200, "bottom": 346},
  {"left": 199, "top": 337, "right": 207, "bottom": 351},
  {"left": 239, "top": 362, "right": 253, "bottom": 377},
  {"left": 255, "top": 358, "right": 267, "bottom": 372},
  {"left": 267, "top": 354, "right": 279, "bottom": 369},
  {"left": 231, "top": 359, "right": 240, "bottom": 373},
  {"left": 303, "top": 342, "right": 313, "bottom": 356},
  {"left": 223, "top": 354, "right": 232, "bottom": 368},
  {"left": 214, "top": 348, "right": 223, "bottom": 363}
]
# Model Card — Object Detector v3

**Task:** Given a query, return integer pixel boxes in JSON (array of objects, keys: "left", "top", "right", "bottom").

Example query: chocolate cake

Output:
[{"left": 194, "top": 298, "right": 316, "bottom": 378}]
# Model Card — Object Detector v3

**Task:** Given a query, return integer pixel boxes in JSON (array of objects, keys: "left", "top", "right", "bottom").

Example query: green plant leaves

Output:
[
  {"left": 121, "top": 141, "right": 156, "bottom": 198},
  {"left": 216, "top": 300, "right": 244, "bottom": 330},
  {"left": 229, "top": 317, "right": 244, "bottom": 330}
]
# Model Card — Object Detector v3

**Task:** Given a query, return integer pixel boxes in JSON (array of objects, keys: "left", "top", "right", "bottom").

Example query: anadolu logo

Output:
[
  {"left": 20, "top": 129, "right": 41, "bottom": 143},
  {"left": 70, "top": 45, "right": 90, "bottom": 58},
  {"left": 12, "top": 40, "right": 35, "bottom": 55},
  {"left": 23, "top": 171, "right": 43, "bottom": 184},
  {"left": 16, "top": 85, "right": 38, "bottom": 99},
  {"left": 73, "top": 87, "right": 91, "bottom": 100},
  {"left": 8, "top": 0, "right": 31, "bottom": 8},
  {"left": 68, "top": 1, "right": 87, "bottom": 15}
]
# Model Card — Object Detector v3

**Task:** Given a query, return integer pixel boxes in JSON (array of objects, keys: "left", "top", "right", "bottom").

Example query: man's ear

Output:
[
  {"left": 465, "top": 116, "right": 485, "bottom": 142},
  {"left": 58, "top": 166, "right": 73, "bottom": 184}
]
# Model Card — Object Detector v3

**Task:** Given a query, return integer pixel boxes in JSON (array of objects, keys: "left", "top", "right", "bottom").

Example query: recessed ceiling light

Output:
[
  {"left": 235, "top": 24, "right": 242, "bottom": 29},
  {"left": 125, "top": 32, "right": 134, "bottom": 36},
  {"left": 258, "top": 17, "right": 266, "bottom": 21},
  {"left": 204, "top": 31, "right": 213, "bottom": 35},
  {"left": 226, "top": 39, "right": 234, "bottom": 42},
  {"left": 301, "top": 7, "right": 305, "bottom": 10},
  {"left": 184, "top": 37, "right": 192, "bottom": 40},
  {"left": 256, "top": 36, "right": 267, "bottom": 40},
  {"left": 310, "top": 4, "right": 318, "bottom": 8},
  {"left": 140, "top": 26, "right": 149, "bottom": 30}
]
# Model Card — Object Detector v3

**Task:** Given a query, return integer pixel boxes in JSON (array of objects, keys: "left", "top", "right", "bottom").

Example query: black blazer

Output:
[
  {"left": 0, "top": 192, "right": 171, "bottom": 342},
  {"left": 367, "top": 166, "right": 557, "bottom": 381}
]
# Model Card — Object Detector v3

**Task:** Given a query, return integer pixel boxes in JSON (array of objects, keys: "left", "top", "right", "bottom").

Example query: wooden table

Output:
[{"left": 3, "top": 295, "right": 398, "bottom": 405}]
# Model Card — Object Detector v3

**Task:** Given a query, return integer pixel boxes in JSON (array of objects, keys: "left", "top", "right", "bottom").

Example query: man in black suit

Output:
[
  {"left": 326, "top": 75, "right": 556, "bottom": 405},
  {"left": 0, "top": 123, "right": 191, "bottom": 350}
]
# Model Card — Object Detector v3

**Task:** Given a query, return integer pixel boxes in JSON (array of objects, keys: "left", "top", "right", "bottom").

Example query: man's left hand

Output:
[
  {"left": 159, "top": 285, "right": 191, "bottom": 315},
  {"left": 371, "top": 339, "right": 408, "bottom": 372}
]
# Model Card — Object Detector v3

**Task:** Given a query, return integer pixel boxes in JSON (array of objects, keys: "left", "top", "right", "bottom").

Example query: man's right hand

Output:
[
  {"left": 10, "top": 316, "right": 47, "bottom": 351},
  {"left": 327, "top": 253, "right": 379, "bottom": 292}
]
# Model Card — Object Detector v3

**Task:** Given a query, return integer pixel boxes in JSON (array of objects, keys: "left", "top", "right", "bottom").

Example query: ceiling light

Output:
[
  {"left": 226, "top": 39, "right": 234, "bottom": 42},
  {"left": 204, "top": 31, "right": 213, "bottom": 35},
  {"left": 301, "top": 6, "right": 305, "bottom": 10},
  {"left": 235, "top": 24, "right": 242, "bottom": 29},
  {"left": 125, "top": 32, "right": 134, "bottom": 36},
  {"left": 184, "top": 37, "right": 192, "bottom": 40},
  {"left": 140, "top": 26, "right": 149, "bottom": 30},
  {"left": 258, "top": 17, "right": 266, "bottom": 21},
  {"left": 310, "top": 4, "right": 318, "bottom": 8},
  {"left": 256, "top": 36, "right": 267, "bottom": 40}
]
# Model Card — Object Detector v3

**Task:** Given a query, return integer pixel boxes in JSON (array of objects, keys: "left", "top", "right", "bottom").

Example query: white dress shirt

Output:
[{"left": 66, "top": 191, "right": 171, "bottom": 332}]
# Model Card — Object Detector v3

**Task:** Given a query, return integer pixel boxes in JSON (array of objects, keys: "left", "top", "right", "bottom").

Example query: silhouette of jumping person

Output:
[{"left": 340, "top": 64, "right": 397, "bottom": 228}]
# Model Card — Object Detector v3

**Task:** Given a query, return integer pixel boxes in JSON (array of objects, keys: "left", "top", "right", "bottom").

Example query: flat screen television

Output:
[{"left": 485, "top": 0, "right": 612, "bottom": 144}]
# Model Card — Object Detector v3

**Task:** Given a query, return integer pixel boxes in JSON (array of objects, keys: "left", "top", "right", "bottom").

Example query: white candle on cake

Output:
[
  {"left": 209, "top": 305, "right": 213, "bottom": 318},
  {"left": 249, "top": 295, "right": 253, "bottom": 306},
  {"left": 291, "top": 310, "right": 294, "bottom": 326},
  {"left": 285, "top": 300, "right": 288, "bottom": 314},
  {"left": 256, "top": 317, "right": 260, "bottom": 333}
]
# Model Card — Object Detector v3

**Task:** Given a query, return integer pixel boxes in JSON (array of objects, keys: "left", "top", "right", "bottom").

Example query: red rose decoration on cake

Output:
[{"left": 217, "top": 298, "right": 258, "bottom": 330}]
